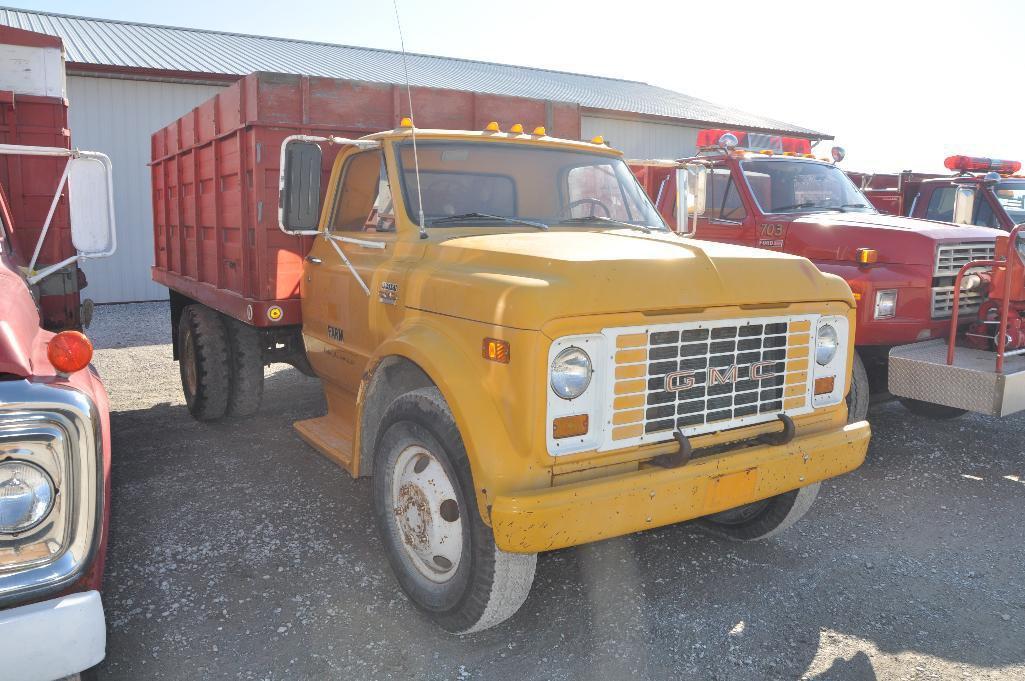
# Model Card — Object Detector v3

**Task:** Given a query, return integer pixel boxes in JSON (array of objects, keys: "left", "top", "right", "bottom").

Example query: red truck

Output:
[
  {"left": 631, "top": 130, "right": 1013, "bottom": 420},
  {"left": 848, "top": 155, "right": 1025, "bottom": 231},
  {"left": 0, "top": 26, "right": 117, "bottom": 681}
]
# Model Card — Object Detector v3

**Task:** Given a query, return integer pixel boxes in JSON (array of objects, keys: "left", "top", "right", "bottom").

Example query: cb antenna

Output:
[{"left": 392, "top": 0, "right": 427, "bottom": 239}]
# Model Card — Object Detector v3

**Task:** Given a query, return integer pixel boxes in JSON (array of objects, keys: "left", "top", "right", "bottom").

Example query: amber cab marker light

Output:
[
  {"left": 856, "top": 248, "right": 878, "bottom": 265},
  {"left": 553, "top": 414, "right": 589, "bottom": 439},
  {"left": 484, "top": 121, "right": 501, "bottom": 132},
  {"left": 509, "top": 123, "right": 524, "bottom": 134},
  {"left": 814, "top": 376, "right": 835, "bottom": 396},
  {"left": 532, "top": 126, "right": 546, "bottom": 136},
  {"left": 398, "top": 117, "right": 413, "bottom": 128},
  {"left": 48, "top": 330, "right": 93, "bottom": 374},
  {"left": 590, "top": 135, "right": 605, "bottom": 145},
  {"left": 483, "top": 338, "right": 510, "bottom": 364}
]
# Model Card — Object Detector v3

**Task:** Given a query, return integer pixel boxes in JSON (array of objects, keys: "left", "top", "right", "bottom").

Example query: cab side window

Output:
[
  {"left": 705, "top": 168, "right": 747, "bottom": 222},
  {"left": 925, "top": 187, "right": 955, "bottom": 222},
  {"left": 329, "top": 150, "right": 395, "bottom": 233}
]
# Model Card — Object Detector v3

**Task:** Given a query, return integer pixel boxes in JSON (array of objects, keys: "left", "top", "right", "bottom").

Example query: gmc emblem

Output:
[{"left": 664, "top": 360, "right": 777, "bottom": 393}]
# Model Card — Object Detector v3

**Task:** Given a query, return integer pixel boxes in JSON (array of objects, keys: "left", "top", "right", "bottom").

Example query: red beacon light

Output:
[
  {"left": 696, "top": 129, "right": 811, "bottom": 155},
  {"left": 944, "top": 155, "right": 1022, "bottom": 175}
]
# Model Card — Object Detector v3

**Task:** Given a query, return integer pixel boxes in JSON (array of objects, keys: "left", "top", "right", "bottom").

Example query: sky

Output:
[{"left": 12, "top": 0, "right": 1025, "bottom": 172}]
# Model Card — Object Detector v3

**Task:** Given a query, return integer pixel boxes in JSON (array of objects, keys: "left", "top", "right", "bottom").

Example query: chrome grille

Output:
[
  {"left": 604, "top": 315, "right": 817, "bottom": 449},
  {"left": 935, "top": 242, "right": 996, "bottom": 277},
  {"left": 931, "top": 287, "right": 984, "bottom": 319}
]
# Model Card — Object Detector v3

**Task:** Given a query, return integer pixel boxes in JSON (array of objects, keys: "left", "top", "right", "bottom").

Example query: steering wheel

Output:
[{"left": 567, "top": 198, "right": 612, "bottom": 218}]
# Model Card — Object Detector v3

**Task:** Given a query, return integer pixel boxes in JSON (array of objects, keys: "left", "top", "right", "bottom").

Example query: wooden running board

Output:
[{"left": 294, "top": 416, "right": 356, "bottom": 475}]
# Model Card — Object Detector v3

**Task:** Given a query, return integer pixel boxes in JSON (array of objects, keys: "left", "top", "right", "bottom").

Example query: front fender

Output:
[{"left": 360, "top": 312, "right": 549, "bottom": 524}]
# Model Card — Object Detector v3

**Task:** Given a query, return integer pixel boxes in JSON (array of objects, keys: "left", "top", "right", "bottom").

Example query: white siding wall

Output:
[
  {"left": 581, "top": 115, "right": 701, "bottom": 161},
  {"left": 67, "top": 75, "right": 227, "bottom": 303}
]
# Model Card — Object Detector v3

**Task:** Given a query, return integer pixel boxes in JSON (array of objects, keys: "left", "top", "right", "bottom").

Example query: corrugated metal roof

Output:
[{"left": 0, "top": 6, "right": 828, "bottom": 138}]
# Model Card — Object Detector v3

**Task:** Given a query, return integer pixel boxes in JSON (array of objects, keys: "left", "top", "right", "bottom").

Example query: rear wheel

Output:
[
  {"left": 696, "top": 483, "right": 820, "bottom": 541},
  {"left": 224, "top": 317, "right": 264, "bottom": 418},
  {"left": 846, "top": 350, "right": 870, "bottom": 423},
  {"left": 177, "top": 305, "right": 230, "bottom": 421},
  {"left": 898, "top": 397, "right": 967, "bottom": 420},
  {"left": 372, "top": 387, "right": 536, "bottom": 634}
]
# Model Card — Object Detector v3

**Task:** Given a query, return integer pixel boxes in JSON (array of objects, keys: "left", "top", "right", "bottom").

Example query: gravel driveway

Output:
[{"left": 88, "top": 302, "right": 1025, "bottom": 680}]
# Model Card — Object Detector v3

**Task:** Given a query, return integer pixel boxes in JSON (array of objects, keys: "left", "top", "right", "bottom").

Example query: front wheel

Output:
[
  {"left": 696, "top": 483, "right": 820, "bottom": 541},
  {"left": 372, "top": 388, "right": 536, "bottom": 634},
  {"left": 846, "top": 350, "right": 870, "bottom": 423}
]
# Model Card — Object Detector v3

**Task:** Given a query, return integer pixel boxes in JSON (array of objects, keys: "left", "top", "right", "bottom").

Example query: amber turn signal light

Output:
[
  {"left": 856, "top": 248, "right": 878, "bottom": 264},
  {"left": 814, "top": 376, "right": 835, "bottom": 396},
  {"left": 48, "top": 330, "right": 93, "bottom": 374},
  {"left": 553, "top": 414, "right": 589, "bottom": 439},
  {"left": 483, "top": 338, "right": 510, "bottom": 364}
]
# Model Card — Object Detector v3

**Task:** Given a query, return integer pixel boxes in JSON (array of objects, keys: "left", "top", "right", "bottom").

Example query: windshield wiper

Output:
[
  {"left": 560, "top": 215, "right": 652, "bottom": 233},
  {"left": 772, "top": 202, "right": 818, "bottom": 212},
  {"left": 428, "top": 212, "right": 548, "bottom": 230}
]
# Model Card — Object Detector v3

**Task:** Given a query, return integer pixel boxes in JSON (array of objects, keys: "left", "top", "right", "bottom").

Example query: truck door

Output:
[
  {"left": 302, "top": 148, "right": 398, "bottom": 393},
  {"left": 693, "top": 163, "right": 758, "bottom": 247}
]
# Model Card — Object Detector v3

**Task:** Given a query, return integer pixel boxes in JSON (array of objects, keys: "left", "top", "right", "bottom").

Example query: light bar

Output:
[
  {"left": 944, "top": 155, "right": 1022, "bottom": 174},
  {"left": 696, "top": 128, "right": 812, "bottom": 155}
]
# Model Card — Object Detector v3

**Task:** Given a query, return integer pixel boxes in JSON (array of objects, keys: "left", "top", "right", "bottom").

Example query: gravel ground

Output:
[{"left": 87, "top": 302, "right": 1025, "bottom": 681}]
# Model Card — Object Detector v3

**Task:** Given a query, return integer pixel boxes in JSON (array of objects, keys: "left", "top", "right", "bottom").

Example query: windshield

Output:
[
  {"left": 994, "top": 181, "right": 1025, "bottom": 224},
  {"left": 739, "top": 159, "right": 877, "bottom": 215},
  {"left": 395, "top": 141, "right": 667, "bottom": 230}
]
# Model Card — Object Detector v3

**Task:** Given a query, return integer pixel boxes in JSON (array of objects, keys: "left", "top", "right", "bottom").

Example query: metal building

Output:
[{"left": 0, "top": 7, "right": 829, "bottom": 303}]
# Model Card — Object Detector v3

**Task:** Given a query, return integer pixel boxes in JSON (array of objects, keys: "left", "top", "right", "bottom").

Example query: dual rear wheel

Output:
[{"left": 177, "top": 305, "right": 264, "bottom": 420}]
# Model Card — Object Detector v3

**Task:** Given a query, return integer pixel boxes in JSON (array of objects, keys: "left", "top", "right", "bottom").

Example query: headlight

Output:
[
  {"left": 874, "top": 289, "right": 898, "bottom": 319},
  {"left": 0, "top": 461, "right": 55, "bottom": 533},
  {"left": 816, "top": 324, "right": 839, "bottom": 366},
  {"left": 550, "top": 346, "right": 592, "bottom": 399}
]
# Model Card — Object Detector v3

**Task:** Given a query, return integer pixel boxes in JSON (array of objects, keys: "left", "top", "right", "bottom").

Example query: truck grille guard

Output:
[{"left": 947, "top": 224, "right": 1025, "bottom": 373}]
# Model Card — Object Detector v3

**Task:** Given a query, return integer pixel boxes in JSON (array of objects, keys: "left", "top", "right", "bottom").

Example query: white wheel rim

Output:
[{"left": 391, "top": 445, "right": 463, "bottom": 583}]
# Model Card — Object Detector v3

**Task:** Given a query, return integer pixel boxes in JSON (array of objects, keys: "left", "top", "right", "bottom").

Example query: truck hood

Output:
[
  {"left": 406, "top": 229, "right": 852, "bottom": 330},
  {"left": 0, "top": 263, "right": 47, "bottom": 378},
  {"left": 784, "top": 211, "right": 1002, "bottom": 266}
]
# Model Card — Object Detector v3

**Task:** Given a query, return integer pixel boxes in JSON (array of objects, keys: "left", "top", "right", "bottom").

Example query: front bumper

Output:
[
  {"left": 0, "top": 590, "right": 106, "bottom": 681},
  {"left": 491, "top": 420, "right": 870, "bottom": 552},
  {"left": 889, "top": 339, "right": 1025, "bottom": 416}
]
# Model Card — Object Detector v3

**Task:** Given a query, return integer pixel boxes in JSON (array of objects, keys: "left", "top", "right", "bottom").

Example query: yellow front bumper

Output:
[{"left": 491, "top": 421, "right": 871, "bottom": 553}]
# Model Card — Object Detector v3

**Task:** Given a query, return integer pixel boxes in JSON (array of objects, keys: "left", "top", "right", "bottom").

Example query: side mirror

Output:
[
  {"left": 676, "top": 164, "right": 707, "bottom": 236},
  {"left": 952, "top": 186, "right": 976, "bottom": 224},
  {"left": 68, "top": 153, "right": 116, "bottom": 258},
  {"left": 279, "top": 140, "right": 323, "bottom": 233}
]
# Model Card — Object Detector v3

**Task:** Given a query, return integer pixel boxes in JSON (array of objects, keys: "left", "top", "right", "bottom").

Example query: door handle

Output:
[{"left": 306, "top": 256, "right": 322, "bottom": 265}]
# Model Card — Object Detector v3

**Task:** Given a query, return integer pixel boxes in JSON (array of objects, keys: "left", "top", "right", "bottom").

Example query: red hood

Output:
[
  {"left": 0, "top": 260, "right": 51, "bottom": 378},
  {"left": 785, "top": 211, "right": 1002, "bottom": 265}
]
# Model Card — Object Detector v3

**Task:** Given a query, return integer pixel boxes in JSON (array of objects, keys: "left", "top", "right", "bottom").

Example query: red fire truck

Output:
[
  {"left": 848, "top": 155, "right": 1025, "bottom": 232},
  {"left": 0, "top": 25, "right": 117, "bottom": 681},
  {"left": 631, "top": 130, "right": 1016, "bottom": 420}
]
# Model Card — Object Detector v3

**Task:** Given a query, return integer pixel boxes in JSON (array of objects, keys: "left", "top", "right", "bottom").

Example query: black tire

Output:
[
  {"left": 177, "top": 305, "right": 230, "bottom": 421},
  {"left": 372, "top": 387, "right": 536, "bottom": 634},
  {"left": 898, "top": 397, "right": 967, "bottom": 420},
  {"left": 846, "top": 350, "right": 870, "bottom": 423},
  {"left": 224, "top": 317, "right": 264, "bottom": 418},
  {"left": 696, "top": 483, "right": 820, "bottom": 541}
]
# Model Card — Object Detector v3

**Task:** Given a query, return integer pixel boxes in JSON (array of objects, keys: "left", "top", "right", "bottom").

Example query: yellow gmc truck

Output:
[
  {"left": 267, "top": 122, "right": 870, "bottom": 633},
  {"left": 154, "top": 77, "right": 870, "bottom": 634}
]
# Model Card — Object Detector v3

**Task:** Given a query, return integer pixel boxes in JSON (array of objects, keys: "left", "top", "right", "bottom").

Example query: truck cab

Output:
[
  {"left": 265, "top": 121, "right": 871, "bottom": 632},
  {"left": 851, "top": 155, "right": 1025, "bottom": 232},
  {"left": 631, "top": 130, "right": 1006, "bottom": 421}
]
